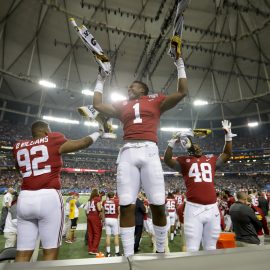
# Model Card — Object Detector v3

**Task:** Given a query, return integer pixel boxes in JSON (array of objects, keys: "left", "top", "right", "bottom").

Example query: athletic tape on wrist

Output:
[
  {"left": 225, "top": 134, "right": 232, "bottom": 142},
  {"left": 176, "top": 58, "right": 186, "bottom": 79},
  {"left": 89, "top": 132, "right": 100, "bottom": 143},
  {"left": 94, "top": 80, "right": 104, "bottom": 94}
]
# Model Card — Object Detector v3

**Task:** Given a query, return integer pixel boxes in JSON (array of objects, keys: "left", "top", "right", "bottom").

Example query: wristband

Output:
[
  {"left": 94, "top": 79, "right": 104, "bottom": 94},
  {"left": 89, "top": 132, "right": 101, "bottom": 143},
  {"left": 168, "top": 139, "right": 177, "bottom": 148},
  {"left": 225, "top": 134, "right": 232, "bottom": 142},
  {"left": 175, "top": 58, "right": 186, "bottom": 79}
]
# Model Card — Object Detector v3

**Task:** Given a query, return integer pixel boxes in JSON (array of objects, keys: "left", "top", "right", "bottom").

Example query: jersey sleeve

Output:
[{"left": 50, "top": 132, "right": 67, "bottom": 148}]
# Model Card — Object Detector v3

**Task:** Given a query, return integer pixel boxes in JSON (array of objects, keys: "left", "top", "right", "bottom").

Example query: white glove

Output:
[
  {"left": 222, "top": 120, "right": 237, "bottom": 141},
  {"left": 168, "top": 129, "right": 193, "bottom": 148},
  {"left": 174, "top": 128, "right": 194, "bottom": 138}
]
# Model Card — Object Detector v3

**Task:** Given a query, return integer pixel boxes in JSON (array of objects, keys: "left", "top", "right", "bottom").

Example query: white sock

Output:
[
  {"left": 106, "top": 246, "right": 110, "bottom": 253},
  {"left": 120, "top": 227, "right": 135, "bottom": 257},
  {"left": 171, "top": 233, "right": 174, "bottom": 241},
  {"left": 115, "top": 245, "right": 119, "bottom": 253},
  {"left": 153, "top": 225, "right": 167, "bottom": 253}
]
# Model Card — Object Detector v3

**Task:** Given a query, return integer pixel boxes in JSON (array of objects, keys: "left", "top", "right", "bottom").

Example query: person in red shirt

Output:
[
  {"left": 164, "top": 120, "right": 235, "bottom": 251},
  {"left": 85, "top": 188, "right": 103, "bottom": 255},
  {"left": 102, "top": 191, "right": 120, "bottom": 257},
  {"left": 248, "top": 196, "right": 269, "bottom": 245},
  {"left": 79, "top": 54, "right": 188, "bottom": 256},
  {"left": 13, "top": 120, "right": 102, "bottom": 262}
]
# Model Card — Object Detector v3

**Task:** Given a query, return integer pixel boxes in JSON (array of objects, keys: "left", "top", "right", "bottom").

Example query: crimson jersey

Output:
[
  {"left": 177, "top": 155, "right": 218, "bottom": 205},
  {"left": 174, "top": 194, "right": 185, "bottom": 206},
  {"left": 166, "top": 198, "right": 177, "bottom": 212},
  {"left": 143, "top": 199, "right": 149, "bottom": 220},
  {"left": 86, "top": 197, "right": 101, "bottom": 217},
  {"left": 113, "top": 93, "right": 166, "bottom": 143},
  {"left": 13, "top": 132, "right": 67, "bottom": 190},
  {"left": 102, "top": 198, "right": 119, "bottom": 219}
]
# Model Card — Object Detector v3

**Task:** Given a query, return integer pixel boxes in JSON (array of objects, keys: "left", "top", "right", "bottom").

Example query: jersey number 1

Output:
[{"left": 133, "top": 103, "right": 142, "bottom": 123}]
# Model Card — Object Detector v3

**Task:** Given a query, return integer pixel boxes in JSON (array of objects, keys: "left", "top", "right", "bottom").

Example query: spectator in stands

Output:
[
  {"left": 0, "top": 187, "right": 14, "bottom": 234},
  {"left": 3, "top": 191, "right": 18, "bottom": 248},
  {"left": 230, "top": 191, "right": 262, "bottom": 247}
]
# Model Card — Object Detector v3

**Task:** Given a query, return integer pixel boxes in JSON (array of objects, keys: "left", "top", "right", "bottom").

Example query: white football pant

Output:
[{"left": 184, "top": 201, "right": 220, "bottom": 251}]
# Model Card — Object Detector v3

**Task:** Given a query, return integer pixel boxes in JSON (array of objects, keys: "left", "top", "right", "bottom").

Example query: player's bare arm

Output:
[
  {"left": 218, "top": 141, "right": 232, "bottom": 163},
  {"left": 59, "top": 133, "right": 100, "bottom": 154},
  {"left": 164, "top": 145, "right": 181, "bottom": 171},
  {"left": 216, "top": 120, "right": 236, "bottom": 168},
  {"left": 160, "top": 77, "right": 187, "bottom": 114}
]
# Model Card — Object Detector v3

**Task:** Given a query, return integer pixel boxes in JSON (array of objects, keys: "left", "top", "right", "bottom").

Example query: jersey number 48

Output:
[{"left": 188, "top": 163, "right": 212, "bottom": 182}]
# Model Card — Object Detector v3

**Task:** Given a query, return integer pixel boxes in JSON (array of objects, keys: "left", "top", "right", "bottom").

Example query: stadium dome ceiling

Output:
[{"left": 0, "top": 0, "right": 270, "bottom": 123}]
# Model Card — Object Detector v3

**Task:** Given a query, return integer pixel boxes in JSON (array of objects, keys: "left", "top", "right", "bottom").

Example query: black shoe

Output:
[
  {"left": 106, "top": 252, "right": 111, "bottom": 257},
  {"left": 156, "top": 251, "right": 165, "bottom": 253},
  {"left": 115, "top": 252, "right": 122, "bottom": 256}
]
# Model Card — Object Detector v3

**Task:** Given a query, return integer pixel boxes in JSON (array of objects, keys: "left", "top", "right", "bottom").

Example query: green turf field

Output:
[{"left": 0, "top": 195, "right": 183, "bottom": 259}]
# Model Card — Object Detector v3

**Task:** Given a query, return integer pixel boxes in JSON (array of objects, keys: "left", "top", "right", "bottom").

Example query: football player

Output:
[
  {"left": 102, "top": 191, "right": 120, "bottom": 256},
  {"left": 166, "top": 192, "right": 177, "bottom": 241},
  {"left": 13, "top": 120, "right": 102, "bottom": 261},
  {"left": 164, "top": 120, "right": 235, "bottom": 251},
  {"left": 79, "top": 50, "right": 188, "bottom": 256}
]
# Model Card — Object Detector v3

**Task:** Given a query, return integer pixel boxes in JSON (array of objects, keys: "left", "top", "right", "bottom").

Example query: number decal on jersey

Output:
[
  {"left": 17, "top": 145, "right": 51, "bottom": 178},
  {"left": 89, "top": 201, "right": 96, "bottom": 212},
  {"left": 104, "top": 203, "right": 116, "bottom": 214},
  {"left": 166, "top": 200, "right": 176, "bottom": 210},
  {"left": 188, "top": 163, "right": 212, "bottom": 182},
  {"left": 133, "top": 103, "right": 142, "bottom": 124}
]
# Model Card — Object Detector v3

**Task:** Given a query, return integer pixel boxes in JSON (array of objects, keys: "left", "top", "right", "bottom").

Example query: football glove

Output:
[
  {"left": 167, "top": 129, "right": 193, "bottom": 148},
  {"left": 222, "top": 120, "right": 237, "bottom": 141}
]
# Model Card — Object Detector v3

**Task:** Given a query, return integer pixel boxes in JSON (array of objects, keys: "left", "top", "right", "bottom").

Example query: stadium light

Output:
[
  {"left": 82, "top": 89, "right": 94, "bottom": 96},
  {"left": 111, "top": 92, "right": 127, "bottom": 102},
  {"left": 160, "top": 127, "right": 191, "bottom": 132},
  {"left": 84, "top": 121, "right": 118, "bottom": 129},
  {"left": 248, "top": 121, "right": 259, "bottom": 127},
  {"left": 193, "top": 99, "right": 208, "bottom": 106},
  {"left": 43, "top": 115, "right": 79, "bottom": 124},
  {"left": 38, "top": 80, "right": 56, "bottom": 88}
]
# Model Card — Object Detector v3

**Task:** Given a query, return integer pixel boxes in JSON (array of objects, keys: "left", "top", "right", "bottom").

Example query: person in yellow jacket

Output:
[{"left": 65, "top": 193, "right": 80, "bottom": 243}]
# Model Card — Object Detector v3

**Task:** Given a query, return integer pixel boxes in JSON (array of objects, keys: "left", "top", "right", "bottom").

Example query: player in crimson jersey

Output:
[
  {"left": 85, "top": 189, "right": 103, "bottom": 255},
  {"left": 78, "top": 54, "right": 187, "bottom": 256},
  {"left": 102, "top": 191, "right": 120, "bottom": 257},
  {"left": 12, "top": 120, "right": 102, "bottom": 262},
  {"left": 166, "top": 192, "right": 177, "bottom": 241},
  {"left": 164, "top": 120, "right": 236, "bottom": 251}
]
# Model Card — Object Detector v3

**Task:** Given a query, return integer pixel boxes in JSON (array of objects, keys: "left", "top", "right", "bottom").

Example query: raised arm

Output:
[
  {"left": 59, "top": 132, "right": 101, "bottom": 154},
  {"left": 216, "top": 120, "right": 236, "bottom": 168},
  {"left": 160, "top": 58, "right": 188, "bottom": 114},
  {"left": 93, "top": 70, "right": 119, "bottom": 118}
]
